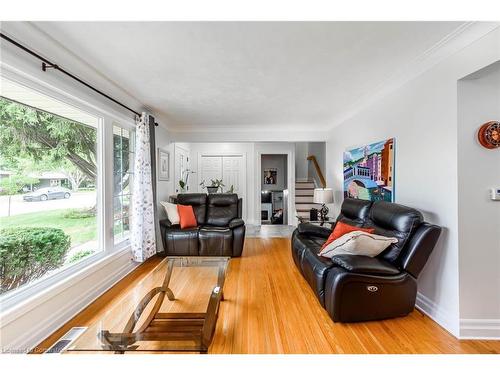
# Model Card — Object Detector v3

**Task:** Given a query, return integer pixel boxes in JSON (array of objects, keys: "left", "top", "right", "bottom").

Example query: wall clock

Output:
[{"left": 477, "top": 121, "right": 500, "bottom": 149}]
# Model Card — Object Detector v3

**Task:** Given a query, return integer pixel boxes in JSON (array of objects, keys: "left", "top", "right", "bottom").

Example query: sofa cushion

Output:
[
  {"left": 206, "top": 194, "right": 239, "bottom": 227},
  {"left": 199, "top": 226, "right": 233, "bottom": 256},
  {"left": 177, "top": 193, "right": 207, "bottom": 225},
  {"left": 164, "top": 227, "right": 199, "bottom": 256},
  {"left": 299, "top": 247, "right": 335, "bottom": 306},
  {"left": 367, "top": 201, "right": 423, "bottom": 262},
  {"left": 291, "top": 230, "right": 324, "bottom": 269},
  {"left": 335, "top": 198, "right": 373, "bottom": 227}
]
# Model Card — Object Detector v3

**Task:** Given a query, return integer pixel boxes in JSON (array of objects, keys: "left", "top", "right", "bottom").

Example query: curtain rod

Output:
[{"left": 0, "top": 32, "right": 158, "bottom": 126}]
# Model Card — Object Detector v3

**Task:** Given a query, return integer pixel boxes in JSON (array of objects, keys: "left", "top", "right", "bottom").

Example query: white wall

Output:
[
  {"left": 325, "top": 27, "right": 500, "bottom": 338},
  {"left": 458, "top": 63, "right": 500, "bottom": 338},
  {"left": 155, "top": 127, "right": 176, "bottom": 253},
  {"left": 295, "top": 143, "right": 309, "bottom": 180}
]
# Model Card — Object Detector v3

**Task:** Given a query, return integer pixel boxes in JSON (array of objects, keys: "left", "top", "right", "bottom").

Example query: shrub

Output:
[
  {"left": 0, "top": 227, "right": 71, "bottom": 293},
  {"left": 68, "top": 249, "right": 94, "bottom": 264},
  {"left": 63, "top": 208, "right": 96, "bottom": 219}
]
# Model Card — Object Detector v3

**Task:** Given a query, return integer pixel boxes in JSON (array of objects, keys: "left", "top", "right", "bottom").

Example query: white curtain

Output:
[{"left": 130, "top": 113, "right": 156, "bottom": 262}]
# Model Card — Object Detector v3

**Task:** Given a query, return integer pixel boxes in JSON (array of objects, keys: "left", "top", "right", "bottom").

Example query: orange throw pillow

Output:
[
  {"left": 177, "top": 204, "right": 198, "bottom": 229},
  {"left": 320, "top": 221, "right": 375, "bottom": 250}
]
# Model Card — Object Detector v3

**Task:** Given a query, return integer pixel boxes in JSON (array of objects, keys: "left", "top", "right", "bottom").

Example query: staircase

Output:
[{"left": 295, "top": 180, "right": 321, "bottom": 220}]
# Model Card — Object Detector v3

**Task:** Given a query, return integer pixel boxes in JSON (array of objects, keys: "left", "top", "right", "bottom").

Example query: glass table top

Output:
[{"left": 65, "top": 256, "right": 229, "bottom": 353}]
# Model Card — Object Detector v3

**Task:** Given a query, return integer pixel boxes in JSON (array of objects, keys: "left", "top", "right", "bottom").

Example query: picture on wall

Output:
[
  {"left": 157, "top": 148, "right": 170, "bottom": 181},
  {"left": 263, "top": 168, "right": 277, "bottom": 185},
  {"left": 343, "top": 138, "right": 395, "bottom": 202}
]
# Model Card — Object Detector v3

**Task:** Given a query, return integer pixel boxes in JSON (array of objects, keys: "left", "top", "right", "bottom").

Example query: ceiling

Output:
[{"left": 32, "top": 22, "right": 466, "bottom": 131}]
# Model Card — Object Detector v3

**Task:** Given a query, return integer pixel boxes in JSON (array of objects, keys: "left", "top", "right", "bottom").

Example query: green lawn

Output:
[{"left": 0, "top": 209, "right": 97, "bottom": 247}]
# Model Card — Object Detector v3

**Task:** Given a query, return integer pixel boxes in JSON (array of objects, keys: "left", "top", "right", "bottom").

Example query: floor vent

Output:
[{"left": 45, "top": 327, "right": 87, "bottom": 354}]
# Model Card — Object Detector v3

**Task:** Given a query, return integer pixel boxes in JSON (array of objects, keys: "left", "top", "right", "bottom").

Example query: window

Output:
[
  {"left": 113, "top": 125, "right": 134, "bottom": 245},
  {"left": 0, "top": 75, "right": 134, "bottom": 304},
  {"left": 0, "top": 84, "right": 101, "bottom": 296}
]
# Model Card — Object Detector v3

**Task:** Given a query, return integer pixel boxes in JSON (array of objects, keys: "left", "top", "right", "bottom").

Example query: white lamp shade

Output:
[{"left": 313, "top": 188, "right": 334, "bottom": 204}]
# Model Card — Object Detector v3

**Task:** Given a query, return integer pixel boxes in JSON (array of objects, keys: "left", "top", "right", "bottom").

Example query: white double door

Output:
[
  {"left": 199, "top": 155, "right": 244, "bottom": 194},
  {"left": 198, "top": 154, "right": 246, "bottom": 216}
]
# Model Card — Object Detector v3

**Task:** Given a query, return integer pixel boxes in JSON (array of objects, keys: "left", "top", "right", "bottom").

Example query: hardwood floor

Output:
[{"left": 36, "top": 238, "right": 500, "bottom": 354}]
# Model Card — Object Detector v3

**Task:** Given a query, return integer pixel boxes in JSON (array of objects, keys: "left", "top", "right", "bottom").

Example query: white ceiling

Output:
[{"left": 32, "top": 22, "right": 466, "bottom": 131}]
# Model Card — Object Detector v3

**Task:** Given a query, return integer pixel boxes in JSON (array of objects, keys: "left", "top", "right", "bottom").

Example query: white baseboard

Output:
[
  {"left": 2, "top": 255, "right": 137, "bottom": 353},
  {"left": 415, "top": 292, "right": 458, "bottom": 337},
  {"left": 416, "top": 293, "right": 500, "bottom": 340},
  {"left": 460, "top": 319, "right": 500, "bottom": 340}
]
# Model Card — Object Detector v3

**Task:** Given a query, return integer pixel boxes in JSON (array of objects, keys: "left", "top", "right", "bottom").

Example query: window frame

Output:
[
  {"left": 0, "top": 65, "right": 136, "bottom": 310},
  {"left": 112, "top": 123, "right": 135, "bottom": 248}
]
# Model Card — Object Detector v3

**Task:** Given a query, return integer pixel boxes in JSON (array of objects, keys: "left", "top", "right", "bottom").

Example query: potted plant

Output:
[
  {"left": 178, "top": 169, "right": 195, "bottom": 193},
  {"left": 200, "top": 179, "right": 225, "bottom": 193}
]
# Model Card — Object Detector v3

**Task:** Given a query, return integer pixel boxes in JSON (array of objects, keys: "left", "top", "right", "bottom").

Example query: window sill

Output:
[{"left": 0, "top": 246, "right": 136, "bottom": 329}]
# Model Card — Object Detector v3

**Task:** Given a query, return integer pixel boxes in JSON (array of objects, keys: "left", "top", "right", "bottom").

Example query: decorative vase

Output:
[{"left": 207, "top": 187, "right": 219, "bottom": 194}]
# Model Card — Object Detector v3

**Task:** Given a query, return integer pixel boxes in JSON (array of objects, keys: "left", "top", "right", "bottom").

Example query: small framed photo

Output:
[
  {"left": 263, "top": 168, "right": 277, "bottom": 185},
  {"left": 158, "top": 148, "right": 170, "bottom": 181}
]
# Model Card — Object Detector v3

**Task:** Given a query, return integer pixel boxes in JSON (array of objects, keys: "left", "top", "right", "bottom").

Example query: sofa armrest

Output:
[
  {"left": 331, "top": 255, "right": 400, "bottom": 276},
  {"left": 297, "top": 223, "right": 331, "bottom": 238},
  {"left": 229, "top": 218, "right": 245, "bottom": 229},
  {"left": 159, "top": 218, "right": 173, "bottom": 229}
]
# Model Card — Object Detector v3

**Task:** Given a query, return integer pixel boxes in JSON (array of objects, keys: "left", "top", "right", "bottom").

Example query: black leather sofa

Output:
[
  {"left": 291, "top": 198, "right": 442, "bottom": 323},
  {"left": 160, "top": 193, "right": 245, "bottom": 257}
]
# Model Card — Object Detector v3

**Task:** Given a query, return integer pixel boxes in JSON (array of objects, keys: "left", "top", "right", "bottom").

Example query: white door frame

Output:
[
  {"left": 255, "top": 147, "right": 295, "bottom": 226},
  {"left": 174, "top": 144, "right": 190, "bottom": 193},
  {"left": 197, "top": 152, "right": 247, "bottom": 220}
]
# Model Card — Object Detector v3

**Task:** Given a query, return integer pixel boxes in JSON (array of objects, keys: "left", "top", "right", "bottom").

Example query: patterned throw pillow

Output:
[
  {"left": 320, "top": 221, "right": 375, "bottom": 251},
  {"left": 319, "top": 231, "right": 398, "bottom": 259}
]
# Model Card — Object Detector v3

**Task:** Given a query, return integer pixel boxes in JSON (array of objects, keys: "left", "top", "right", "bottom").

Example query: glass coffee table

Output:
[{"left": 65, "top": 256, "right": 229, "bottom": 353}]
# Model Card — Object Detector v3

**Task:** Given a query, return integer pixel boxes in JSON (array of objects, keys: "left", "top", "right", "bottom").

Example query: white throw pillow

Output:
[
  {"left": 319, "top": 231, "right": 398, "bottom": 259},
  {"left": 160, "top": 201, "right": 180, "bottom": 225}
]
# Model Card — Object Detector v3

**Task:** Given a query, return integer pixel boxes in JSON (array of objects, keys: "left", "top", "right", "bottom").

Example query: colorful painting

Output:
[{"left": 343, "top": 138, "right": 395, "bottom": 202}]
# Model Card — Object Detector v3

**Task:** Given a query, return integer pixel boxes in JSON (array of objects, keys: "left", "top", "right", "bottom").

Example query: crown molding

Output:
[
  {"left": 167, "top": 122, "right": 332, "bottom": 133},
  {"left": 169, "top": 127, "right": 330, "bottom": 142},
  {"left": 327, "top": 22, "right": 500, "bottom": 130}
]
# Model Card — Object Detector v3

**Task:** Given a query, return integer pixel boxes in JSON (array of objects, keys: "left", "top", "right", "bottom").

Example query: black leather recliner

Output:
[
  {"left": 291, "top": 198, "right": 442, "bottom": 323},
  {"left": 160, "top": 193, "right": 245, "bottom": 257}
]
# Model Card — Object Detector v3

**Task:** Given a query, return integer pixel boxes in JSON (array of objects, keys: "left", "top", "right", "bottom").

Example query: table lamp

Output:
[{"left": 313, "top": 188, "right": 334, "bottom": 222}]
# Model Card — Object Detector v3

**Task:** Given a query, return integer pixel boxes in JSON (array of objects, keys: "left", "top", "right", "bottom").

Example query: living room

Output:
[{"left": 1, "top": 1, "right": 499, "bottom": 373}]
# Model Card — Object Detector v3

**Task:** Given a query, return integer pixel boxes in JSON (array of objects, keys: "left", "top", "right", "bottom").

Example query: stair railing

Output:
[{"left": 306, "top": 155, "right": 326, "bottom": 188}]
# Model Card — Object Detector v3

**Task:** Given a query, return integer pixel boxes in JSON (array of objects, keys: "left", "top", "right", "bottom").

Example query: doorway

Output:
[{"left": 260, "top": 154, "right": 288, "bottom": 225}]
